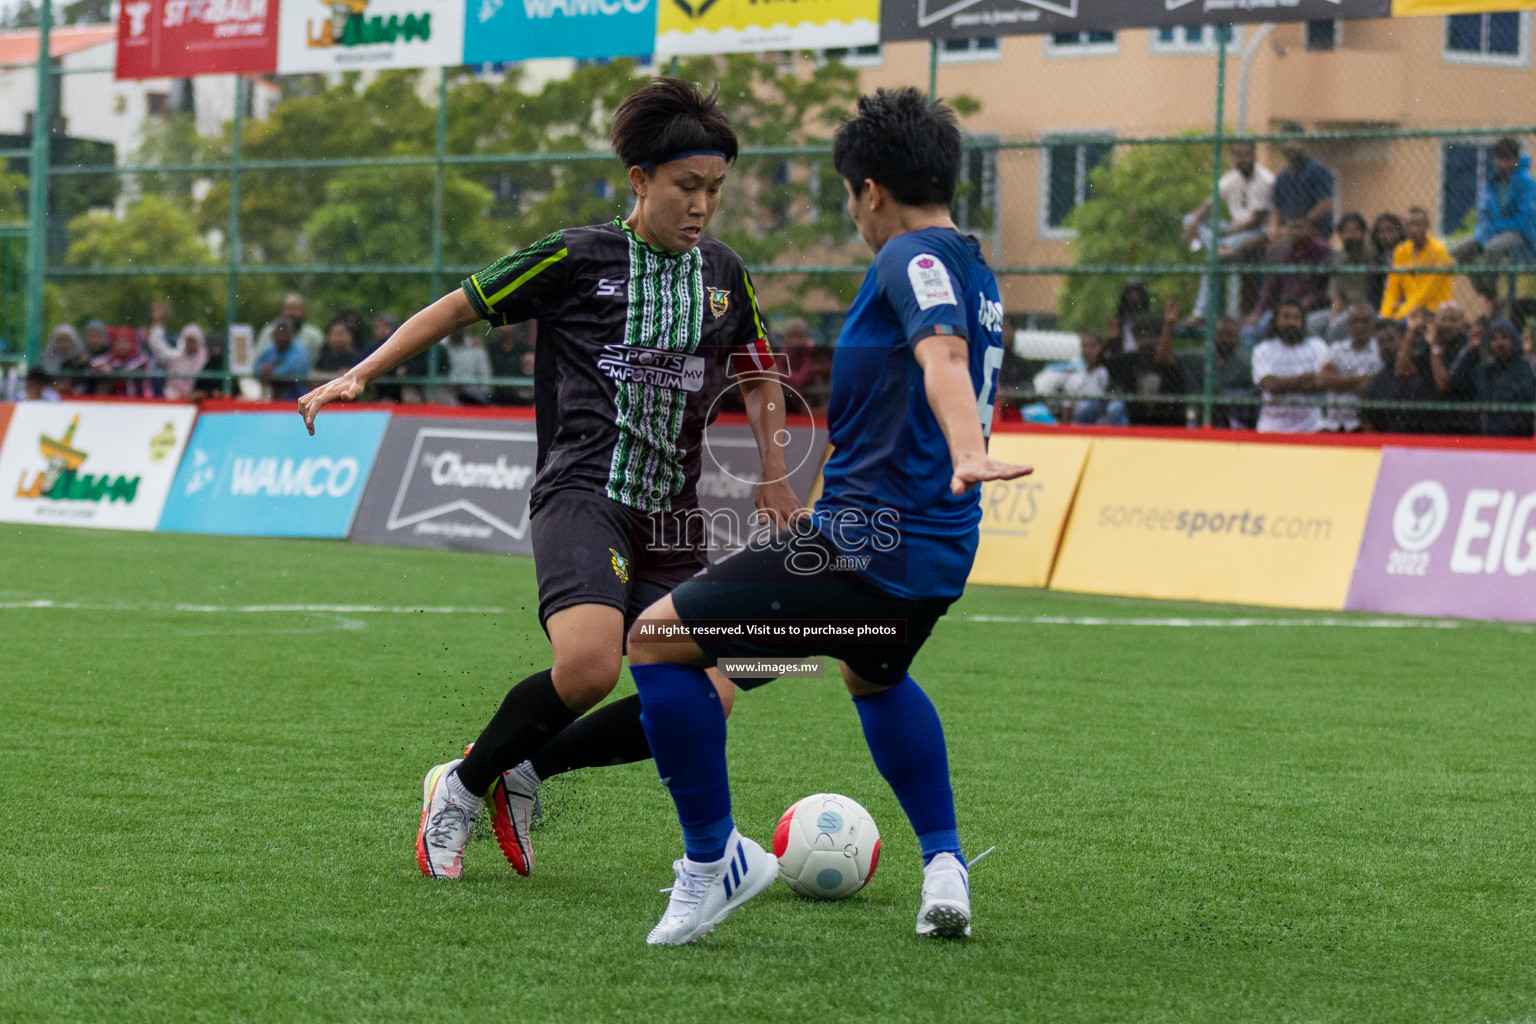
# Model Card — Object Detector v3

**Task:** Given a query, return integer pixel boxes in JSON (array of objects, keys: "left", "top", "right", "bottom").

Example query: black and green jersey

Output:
[{"left": 463, "top": 218, "right": 771, "bottom": 514}]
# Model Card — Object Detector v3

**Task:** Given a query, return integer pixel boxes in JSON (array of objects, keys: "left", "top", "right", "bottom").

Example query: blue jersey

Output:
[{"left": 814, "top": 227, "right": 1005, "bottom": 600}]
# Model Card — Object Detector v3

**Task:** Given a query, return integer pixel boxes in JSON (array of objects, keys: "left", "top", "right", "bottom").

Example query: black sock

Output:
[
  {"left": 455, "top": 669, "right": 578, "bottom": 796},
  {"left": 528, "top": 694, "right": 654, "bottom": 781}
]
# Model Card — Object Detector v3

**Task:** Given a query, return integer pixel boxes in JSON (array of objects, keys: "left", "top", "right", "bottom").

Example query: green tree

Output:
[
  {"left": 1057, "top": 138, "right": 1212, "bottom": 331},
  {"left": 60, "top": 195, "right": 221, "bottom": 327},
  {"left": 302, "top": 166, "right": 503, "bottom": 319}
]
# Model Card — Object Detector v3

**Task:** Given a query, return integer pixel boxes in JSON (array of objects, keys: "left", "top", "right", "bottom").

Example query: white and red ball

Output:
[{"left": 772, "top": 793, "right": 881, "bottom": 900}]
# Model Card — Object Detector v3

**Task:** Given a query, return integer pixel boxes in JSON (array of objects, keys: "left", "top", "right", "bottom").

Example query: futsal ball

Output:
[{"left": 772, "top": 793, "right": 881, "bottom": 900}]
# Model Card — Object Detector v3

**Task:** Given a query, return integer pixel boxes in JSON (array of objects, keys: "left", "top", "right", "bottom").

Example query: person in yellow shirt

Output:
[{"left": 1380, "top": 206, "right": 1454, "bottom": 320}]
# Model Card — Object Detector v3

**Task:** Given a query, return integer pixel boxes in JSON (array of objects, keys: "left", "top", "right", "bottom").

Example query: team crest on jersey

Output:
[
  {"left": 708, "top": 287, "right": 730, "bottom": 318},
  {"left": 609, "top": 548, "right": 630, "bottom": 583}
]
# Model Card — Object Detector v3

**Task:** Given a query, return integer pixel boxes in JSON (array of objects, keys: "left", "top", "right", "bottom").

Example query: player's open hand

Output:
[
  {"left": 753, "top": 477, "right": 808, "bottom": 531},
  {"left": 950, "top": 452, "right": 1032, "bottom": 495},
  {"left": 298, "top": 373, "right": 365, "bottom": 435}
]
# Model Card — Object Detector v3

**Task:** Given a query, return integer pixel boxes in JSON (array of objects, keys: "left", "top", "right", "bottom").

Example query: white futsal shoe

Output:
[
  {"left": 415, "top": 759, "right": 480, "bottom": 880},
  {"left": 647, "top": 831, "right": 776, "bottom": 946},
  {"left": 916, "top": 851, "right": 973, "bottom": 938}
]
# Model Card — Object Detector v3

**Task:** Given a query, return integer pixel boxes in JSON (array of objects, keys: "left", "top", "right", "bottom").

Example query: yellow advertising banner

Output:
[
  {"left": 967, "top": 433, "right": 1092, "bottom": 589},
  {"left": 1392, "top": 0, "right": 1534, "bottom": 16},
  {"left": 1049, "top": 439, "right": 1382, "bottom": 610},
  {"left": 655, "top": 0, "right": 879, "bottom": 56}
]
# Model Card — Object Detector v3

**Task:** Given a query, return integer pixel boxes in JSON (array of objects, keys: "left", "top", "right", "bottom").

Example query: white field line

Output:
[
  {"left": 0, "top": 600, "right": 503, "bottom": 614},
  {"left": 961, "top": 614, "right": 1532, "bottom": 631}
]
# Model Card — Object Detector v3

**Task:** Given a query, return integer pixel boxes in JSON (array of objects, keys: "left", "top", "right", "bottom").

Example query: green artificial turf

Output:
[{"left": 1, "top": 523, "right": 1532, "bottom": 1023}]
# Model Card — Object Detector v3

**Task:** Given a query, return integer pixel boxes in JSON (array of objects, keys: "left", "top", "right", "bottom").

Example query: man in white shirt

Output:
[
  {"left": 1251, "top": 299, "right": 1329, "bottom": 433},
  {"left": 1184, "top": 141, "right": 1275, "bottom": 258},
  {"left": 1317, "top": 304, "right": 1383, "bottom": 432},
  {"left": 1185, "top": 141, "right": 1276, "bottom": 318}
]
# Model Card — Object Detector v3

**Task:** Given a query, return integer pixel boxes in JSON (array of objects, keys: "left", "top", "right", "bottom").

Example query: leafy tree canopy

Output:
[{"left": 1057, "top": 137, "right": 1211, "bottom": 332}]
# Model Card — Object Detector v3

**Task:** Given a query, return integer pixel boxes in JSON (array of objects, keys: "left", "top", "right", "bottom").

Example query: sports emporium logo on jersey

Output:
[
  {"left": 597, "top": 344, "right": 707, "bottom": 393},
  {"left": 908, "top": 254, "right": 956, "bottom": 310},
  {"left": 349, "top": 420, "right": 538, "bottom": 553}
]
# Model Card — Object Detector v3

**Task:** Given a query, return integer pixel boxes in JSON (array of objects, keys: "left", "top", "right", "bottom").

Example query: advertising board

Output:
[
  {"left": 967, "top": 433, "right": 1090, "bottom": 589},
  {"left": 116, "top": 0, "right": 280, "bottom": 78},
  {"left": 657, "top": 0, "right": 878, "bottom": 55},
  {"left": 0, "top": 402, "right": 197, "bottom": 531},
  {"left": 158, "top": 411, "right": 389, "bottom": 537}
]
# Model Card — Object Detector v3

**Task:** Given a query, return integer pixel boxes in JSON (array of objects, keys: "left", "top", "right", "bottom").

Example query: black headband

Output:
[{"left": 633, "top": 149, "right": 729, "bottom": 170}]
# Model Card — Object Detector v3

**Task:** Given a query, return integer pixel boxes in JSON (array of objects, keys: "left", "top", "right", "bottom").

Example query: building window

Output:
[
  {"left": 1444, "top": 12, "right": 1529, "bottom": 65},
  {"left": 1304, "top": 19, "right": 1339, "bottom": 51},
  {"left": 1045, "top": 30, "right": 1117, "bottom": 57},
  {"left": 1442, "top": 142, "right": 1495, "bottom": 236},
  {"left": 819, "top": 44, "right": 882, "bottom": 67},
  {"left": 939, "top": 36, "right": 1001, "bottom": 62},
  {"left": 145, "top": 92, "right": 170, "bottom": 118},
  {"left": 1041, "top": 136, "right": 1114, "bottom": 237},
  {"left": 1149, "top": 24, "right": 1236, "bottom": 54},
  {"left": 953, "top": 137, "right": 998, "bottom": 234}
]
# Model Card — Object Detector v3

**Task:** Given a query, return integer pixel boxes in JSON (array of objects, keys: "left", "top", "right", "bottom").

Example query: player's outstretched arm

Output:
[
  {"left": 913, "top": 334, "right": 1033, "bottom": 495},
  {"left": 738, "top": 373, "right": 806, "bottom": 528},
  {"left": 298, "top": 289, "right": 481, "bottom": 434}
]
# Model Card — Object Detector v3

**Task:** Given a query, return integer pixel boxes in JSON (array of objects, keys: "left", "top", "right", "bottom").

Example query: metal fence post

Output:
[
  {"left": 928, "top": 39, "right": 939, "bottom": 101},
  {"left": 24, "top": 0, "right": 53, "bottom": 365},
  {"left": 428, "top": 66, "right": 448, "bottom": 399},
  {"left": 225, "top": 75, "right": 244, "bottom": 397},
  {"left": 1201, "top": 27, "right": 1229, "bottom": 429}
]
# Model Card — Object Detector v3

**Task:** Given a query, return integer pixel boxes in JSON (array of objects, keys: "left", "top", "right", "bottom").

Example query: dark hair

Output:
[
  {"left": 1371, "top": 211, "right": 1404, "bottom": 244},
  {"left": 25, "top": 367, "right": 49, "bottom": 384},
  {"left": 610, "top": 78, "right": 738, "bottom": 172},
  {"left": 1405, "top": 205, "right": 1430, "bottom": 221},
  {"left": 1337, "top": 212, "right": 1367, "bottom": 235},
  {"left": 1275, "top": 298, "right": 1306, "bottom": 318},
  {"left": 1494, "top": 137, "right": 1521, "bottom": 161},
  {"left": 832, "top": 88, "right": 961, "bottom": 207}
]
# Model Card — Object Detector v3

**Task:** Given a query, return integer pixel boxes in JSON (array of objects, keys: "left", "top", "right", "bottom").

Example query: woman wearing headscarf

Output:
[
  {"left": 41, "top": 325, "right": 84, "bottom": 375},
  {"left": 146, "top": 321, "right": 210, "bottom": 401},
  {"left": 90, "top": 327, "right": 154, "bottom": 397}
]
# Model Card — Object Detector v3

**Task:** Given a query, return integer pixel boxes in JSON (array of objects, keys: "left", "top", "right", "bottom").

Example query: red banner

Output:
[{"left": 116, "top": 0, "right": 279, "bottom": 79}]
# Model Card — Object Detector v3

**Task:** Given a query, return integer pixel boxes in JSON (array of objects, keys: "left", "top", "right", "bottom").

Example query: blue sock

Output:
[
  {"left": 852, "top": 675, "right": 961, "bottom": 865},
  {"left": 632, "top": 663, "right": 735, "bottom": 863}
]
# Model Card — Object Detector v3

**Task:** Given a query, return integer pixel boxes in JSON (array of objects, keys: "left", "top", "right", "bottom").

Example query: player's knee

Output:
[{"left": 551, "top": 647, "right": 622, "bottom": 710}]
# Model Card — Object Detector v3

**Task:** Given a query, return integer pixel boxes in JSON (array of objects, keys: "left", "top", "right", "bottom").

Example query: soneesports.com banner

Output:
[
  {"left": 879, "top": 0, "right": 1391, "bottom": 42},
  {"left": 657, "top": 0, "right": 878, "bottom": 56},
  {"left": 967, "top": 433, "right": 1090, "bottom": 589},
  {"left": 159, "top": 411, "right": 390, "bottom": 537},
  {"left": 0, "top": 402, "right": 197, "bottom": 531},
  {"left": 1048, "top": 438, "right": 1381, "bottom": 610},
  {"left": 1346, "top": 447, "right": 1536, "bottom": 623}
]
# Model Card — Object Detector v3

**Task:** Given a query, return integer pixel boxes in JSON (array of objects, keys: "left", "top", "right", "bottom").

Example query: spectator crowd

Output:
[
  {"left": 1033, "top": 134, "right": 1536, "bottom": 438},
  {"left": 16, "top": 137, "right": 1536, "bottom": 438}
]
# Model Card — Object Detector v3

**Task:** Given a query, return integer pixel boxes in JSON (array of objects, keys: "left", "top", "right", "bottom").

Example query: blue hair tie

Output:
[{"left": 634, "top": 149, "right": 729, "bottom": 169}]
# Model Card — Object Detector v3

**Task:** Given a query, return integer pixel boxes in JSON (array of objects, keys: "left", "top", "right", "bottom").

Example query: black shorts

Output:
[
  {"left": 532, "top": 488, "right": 708, "bottom": 630},
  {"left": 668, "top": 529, "right": 954, "bottom": 688}
]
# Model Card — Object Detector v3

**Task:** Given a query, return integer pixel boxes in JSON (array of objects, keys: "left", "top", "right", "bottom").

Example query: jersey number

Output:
[{"left": 977, "top": 345, "right": 1004, "bottom": 438}]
